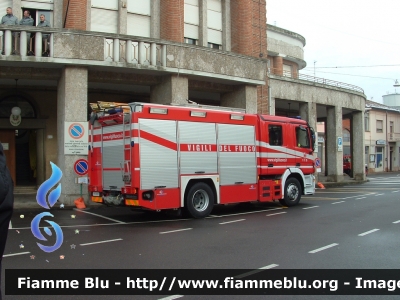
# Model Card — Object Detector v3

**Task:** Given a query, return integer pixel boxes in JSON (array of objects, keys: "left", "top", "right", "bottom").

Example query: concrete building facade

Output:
[
  {"left": 0, "top": 0, "right": 267, "bottom": 204},
  {"left": 365, "top": 100, "right": 400, "bottom": 173},
  {"left": 0, "top": 1, "right": 365, "bottom": 205},
  {"left": 266, "top": 24, "right": 366, "bottom": 182}
]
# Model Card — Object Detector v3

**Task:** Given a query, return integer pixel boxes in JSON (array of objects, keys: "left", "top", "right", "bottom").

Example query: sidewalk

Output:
[{"left": 315, "top": 173, "right": 367, "bottom": 188}]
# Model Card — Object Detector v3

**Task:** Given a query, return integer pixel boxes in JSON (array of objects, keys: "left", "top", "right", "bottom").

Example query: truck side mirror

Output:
[{"left": 310, "top": 127, "right": 316, "bottom": 151}]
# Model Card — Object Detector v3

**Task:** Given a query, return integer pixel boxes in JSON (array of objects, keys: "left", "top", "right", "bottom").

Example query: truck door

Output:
[
  {"left": 294, "top": 125, "right": 314, "bottom": 174},
  {"left": 266, "top": 123, "right": 287, "bottom": 175}
]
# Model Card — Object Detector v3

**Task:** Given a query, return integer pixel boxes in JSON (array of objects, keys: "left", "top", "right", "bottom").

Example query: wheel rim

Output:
[
  {"left": 286, "top": 183, "right": 299, "bottom": 202},
  {"left": 191, "top": 189, "right": 209, "bottom": 212}
]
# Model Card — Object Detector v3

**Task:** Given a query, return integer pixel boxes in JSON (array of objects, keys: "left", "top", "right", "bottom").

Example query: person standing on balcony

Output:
[
  {"left": 0, "top": 142, "right": 14, "bottom": 300},
  {"left": 19, "top": 10, "right": 34, "bottom": 55},
  {"left": 1, "top": 7, "right": 18, "bottom": 55},
  {"left": 37, "top": 14, "right": 51, "bottom": 57}
]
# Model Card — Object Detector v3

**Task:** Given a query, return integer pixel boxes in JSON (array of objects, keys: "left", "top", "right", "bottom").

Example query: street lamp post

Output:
[{"left": 314, "top": 61, "right": 317, "bottom": 78}]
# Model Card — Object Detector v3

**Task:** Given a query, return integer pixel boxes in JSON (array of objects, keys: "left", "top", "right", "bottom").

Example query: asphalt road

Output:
[{"left": 3, "top": 172, "right": 400, "bottom": 300}]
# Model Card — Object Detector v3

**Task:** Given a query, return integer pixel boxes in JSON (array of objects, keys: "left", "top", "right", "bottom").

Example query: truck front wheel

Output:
[
  {"left": 186, "top": 182, "right": 214, "bottom": 218},
  {"left": 279, "top": 177, "right": 301, "bottom": 207}
]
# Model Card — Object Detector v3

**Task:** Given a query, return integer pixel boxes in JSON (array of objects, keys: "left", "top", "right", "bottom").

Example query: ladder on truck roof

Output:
[{"left": 169, "top": 102, "right": 246, "bottom": 113}]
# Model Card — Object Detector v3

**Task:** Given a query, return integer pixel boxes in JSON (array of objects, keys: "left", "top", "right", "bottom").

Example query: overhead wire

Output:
[
  {"left": 301, "top": 70, "right": 395, "bottom": 81},
  {"left": 304, "top": 64, "right": 400, "bottom": 69}
]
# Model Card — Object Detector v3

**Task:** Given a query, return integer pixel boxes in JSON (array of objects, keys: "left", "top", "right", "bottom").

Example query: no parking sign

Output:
[
  {"left": 64, "top": 122, "right": 88, "bottom": 155},
  {"left": 315, "top": 157, "right": 321, "bottom": 173},
  {"left": 74, "top": 159, "right": 89, "bottom": 176}
]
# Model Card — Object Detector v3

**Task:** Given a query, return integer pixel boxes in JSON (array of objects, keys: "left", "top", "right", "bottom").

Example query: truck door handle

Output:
[
  {"left": 296, "top": 163, "right": 300, "bottom": 167},
  {"left": 268, "top": 164, "right": 273, "bottom": 167},
  {"left": 195, "top": 171, "right": 205, "bottom": 174},
  {"left": 235, "top": 182, "right": 244, "bottom": 184}
]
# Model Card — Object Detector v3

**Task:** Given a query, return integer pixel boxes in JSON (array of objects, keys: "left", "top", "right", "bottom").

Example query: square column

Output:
[
  {"left": 268, "top": 95, "right": 276, "bottom": 115},
  {"left": 150, "top": 75, "right": 189, "bottom": 105},
  {"left": 199, "top": 0, "right": 208, "bottom": 47},
  {"left": 57, "top": 67, "right": 88, "bottom": 205},
  {"left": 151, "top": 0, "right": 161, "bottom": 38},
  {"left": 300, "top": 102, "right": 318, "bottom": 178},
  {"left": 220, "top": 85, "right": 257, "bottom": 114},
  {"left": 222, "top": 0, "right": 231, "bottom": 51},
  {"left": 299, "top": 102, "right": 317, "bottom": 132},
  {"left": 351, "top": 111, "right": 365, "bottom": 180},
  {"left": 326, "top": 105, "right": 343, "bottom": 182},
  {"left": 118, "top": 0, "right": 128, "bottom": 34}
]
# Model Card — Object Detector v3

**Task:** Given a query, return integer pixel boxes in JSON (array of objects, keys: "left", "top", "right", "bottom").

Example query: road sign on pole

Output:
[
  {"left": 73, "top": 159, "right": 89, "bottom": 176},
  {"left": 337, "top": 137, "right": 343, "bottom": 152},
  {"left": 315, "top": 157, "right": 321, "bottom": 173}
]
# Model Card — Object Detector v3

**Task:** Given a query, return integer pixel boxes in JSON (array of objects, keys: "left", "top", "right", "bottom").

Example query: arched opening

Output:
[{"left": 0, "top": 95, "right": 38, "bottom": 187}]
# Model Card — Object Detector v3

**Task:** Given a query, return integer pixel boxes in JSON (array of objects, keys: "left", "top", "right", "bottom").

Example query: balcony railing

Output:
[
  {"left": 388, "top": 133, "right": 400, "bottom": 142},
  {"left": 268, "top": 67, "right": 364, "bottom": 94},
  {"left": 104, "top": 38, "right": 165, "bottom": 66},
  {"left": 0, "top": 27, "right": 167, "bottom": 66},
  {"left": 0, "top": 26, "right": 167, "bottom": 67},
  {"left": 0, "top": 26, "right": 266, "bottom": 83},
  {"left": 0, "top": 28, "right": 53, "bottom": 57}
]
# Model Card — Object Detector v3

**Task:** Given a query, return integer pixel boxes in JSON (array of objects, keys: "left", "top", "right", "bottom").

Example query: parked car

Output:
[{"left": 343, "top": 155, "right": 351, "bottom": 175}]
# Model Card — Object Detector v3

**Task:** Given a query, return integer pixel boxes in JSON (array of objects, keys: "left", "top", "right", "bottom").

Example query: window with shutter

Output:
[{"left": 91, "top": 0, "right": 118, "bottom": 34}]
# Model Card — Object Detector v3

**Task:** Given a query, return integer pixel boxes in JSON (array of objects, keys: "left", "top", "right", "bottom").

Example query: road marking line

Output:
[
  {"left": 3, "top": 251, "right": 30, "bottom": 258},
  {"left": 207, "top": 207, "right": 283, "bottom": 218},
  {"left": 356, "top": 197, "right": 366, "bottom": 200},
  {"left": 235, "top": 264, "right": 279, "bottom": 279},
  {"left": 392, "top": 191, "right": 400, "bottom": 193},
  {"left": 309, "top": 243, "right": 338, "bottom": 253},
  {"left": 266, "top": 211, "right": 287, "bottom": 217},
  {"left": 73, "top": 209, "right": 126, "bottom": 224},
  {"left": 332, "top": 201, "right": 345, "bottom": 205},
  {"left": 160, "top": 228, "right": 193, "bottom": 234},
  {"left": 393, "top": 220, "right": 400, "bottom": 224},
  {"left": 266, "top": 212, "right": 287, "bottom": 217},
  {"left": 80, "top": 238, "right": 123, "bottom": 246},
  {"left": 375, "top": 194, "right": 385, "bottom": 196},
  {"left": 358, "top": 229, "right": 380, "bottom": 236},
  {"left": 8, "top": 221, "right": 12, "bottom": 229},
  {"left": 158, "top": 295, "right": 184, "bottom": 300},
  {"left": 219, "top": 219, "right": 246, "bottom": 225},
  {"left": 342, "top": 193, "right": 375, "bottom": 199},
  {"left": 303, "top": 206, "right": 319, "bottom": 210},
  {"left": 365, "top": 183, "right": 400, "bottom": 185},
  {"left": 11, "top": 208, "right": 285, "bottom": 231}
]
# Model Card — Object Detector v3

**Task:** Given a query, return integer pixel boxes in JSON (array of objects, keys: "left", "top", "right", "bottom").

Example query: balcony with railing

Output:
[
  {"left": 0, "top": 26, "right": 266, "bottom": 85},
  {"left": 268, "top": 67, "right": 364, "bottom": 94},
  {"left": 388, "top": 133, "right": 400, "bottom": 142}
]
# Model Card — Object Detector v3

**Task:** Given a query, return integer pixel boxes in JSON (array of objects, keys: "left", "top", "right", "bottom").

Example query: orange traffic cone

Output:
[
  {"left": 317, "top": 182, "right": 325, "bottom": 189},
  {"left": 74, "top": 197, "right": 86, "bottom": 209}
]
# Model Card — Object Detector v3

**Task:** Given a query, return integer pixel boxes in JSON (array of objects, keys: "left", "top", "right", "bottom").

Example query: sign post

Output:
[
  {"left": 315, "top": 157, "right": 321, "bottom": 173},
  {"left": 73, "top": 159, "right": 89, "bottom": 209}
]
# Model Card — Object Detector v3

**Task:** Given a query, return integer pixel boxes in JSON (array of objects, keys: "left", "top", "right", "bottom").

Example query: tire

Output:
[
  {"left": 185, "top": 182, "right": 214, "bottom": 218},
  {"left": 279, "top": 177, "right": 301, "bottom": 207}
]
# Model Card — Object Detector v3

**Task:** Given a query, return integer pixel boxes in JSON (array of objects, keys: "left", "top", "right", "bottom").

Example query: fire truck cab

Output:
[{"left": 88, "top": 102, "right": 316, "bottom": 218}]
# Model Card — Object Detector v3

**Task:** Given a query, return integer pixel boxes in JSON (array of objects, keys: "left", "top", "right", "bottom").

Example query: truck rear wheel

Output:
[
  {"left": 186, "top": 182, "right": 214, "bottom": 218},
  {"left": 279, "top": 177, "right": 301, "bottom": 207}
]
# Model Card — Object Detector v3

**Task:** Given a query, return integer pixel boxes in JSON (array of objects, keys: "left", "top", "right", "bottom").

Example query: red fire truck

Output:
[{"left": 88, "top": 102, "right": 316, "bottom": 218}]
